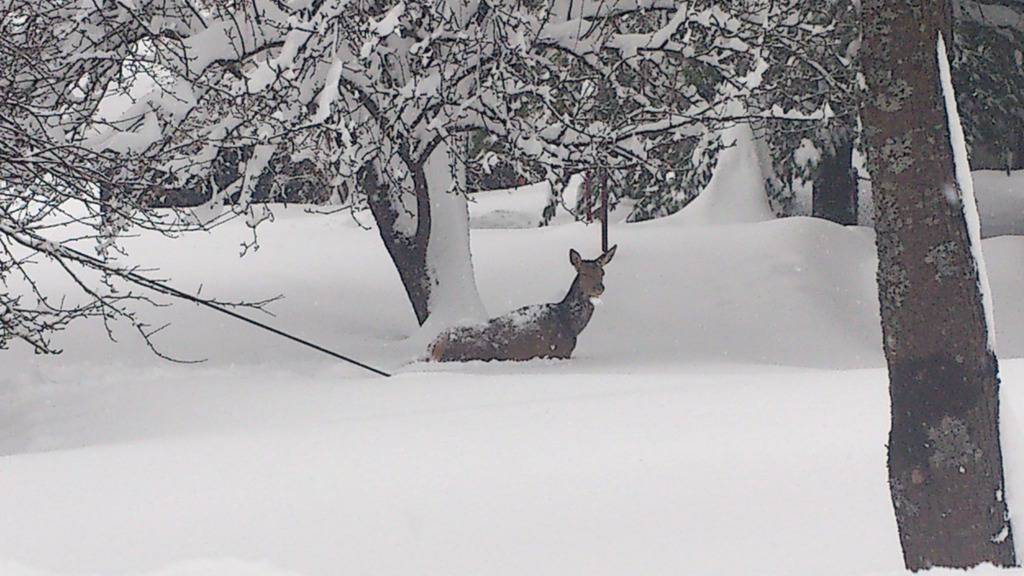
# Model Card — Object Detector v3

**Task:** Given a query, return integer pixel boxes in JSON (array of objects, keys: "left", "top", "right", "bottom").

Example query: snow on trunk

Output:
[
  {"left": 1002, "top": 387, "right": 1024, "bottom": 560},
  {"left": 421, "top": 139, "right": 487, "bottom": 332},
  {"left": 939, "top": 32, "right": 1020, "bottom": 559},
  {"left": 672, "top": 123, "right": 774, "bottom": 226},
  {"left": 937, "top": 33, "right": 996, "bottom": 351},
  {"left": 852, "top": 116, "right": 875, "bottom": 227}
]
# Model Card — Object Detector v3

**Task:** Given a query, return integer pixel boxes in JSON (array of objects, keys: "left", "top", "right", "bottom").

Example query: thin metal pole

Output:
[{"left": 600, "top": 169, "right": 609, "bottom": 253}]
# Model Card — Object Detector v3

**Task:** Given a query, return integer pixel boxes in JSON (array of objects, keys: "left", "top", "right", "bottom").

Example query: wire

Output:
[{"left": 56, "top": 244, "right": 393, "bottom": 378}]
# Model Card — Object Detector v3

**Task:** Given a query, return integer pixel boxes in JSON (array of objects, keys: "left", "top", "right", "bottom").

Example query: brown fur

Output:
[{"left": 429, "top": 246, "right": 616, "bottom": 362}]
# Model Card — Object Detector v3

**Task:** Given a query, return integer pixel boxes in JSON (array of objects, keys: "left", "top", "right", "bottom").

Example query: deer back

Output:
[
  {"left": 429, "top": 245, "right": 616, "bottom": 363},
  {"left": 430, "top": 303, "right": 579, "bottom": 362}
]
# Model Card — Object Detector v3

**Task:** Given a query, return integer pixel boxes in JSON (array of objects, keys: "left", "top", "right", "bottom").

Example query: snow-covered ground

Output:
[
  {"left": 3, "top": 171, "right": 1024, "bottom": 575},
  {"left": 978, "top": 170, "right": 1024, "bottom": 238}
]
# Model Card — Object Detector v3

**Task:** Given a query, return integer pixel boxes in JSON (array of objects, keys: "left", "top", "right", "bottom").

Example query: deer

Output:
[{"left": 429, "top": 245, "right": 617, "bottom": 362}]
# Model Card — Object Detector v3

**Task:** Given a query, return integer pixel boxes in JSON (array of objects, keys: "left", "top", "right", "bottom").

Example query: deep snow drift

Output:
[{"left": 2, "top": 171, "right": 1024, "bottom": 576}]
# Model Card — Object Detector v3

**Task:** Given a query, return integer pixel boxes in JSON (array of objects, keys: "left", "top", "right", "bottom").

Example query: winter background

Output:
[
  {"left": 4, "top": 0, "right": 1024, "bottom": 575},
  {"left": 4, "top": 144, "right": 1024, "bottom": 576}
]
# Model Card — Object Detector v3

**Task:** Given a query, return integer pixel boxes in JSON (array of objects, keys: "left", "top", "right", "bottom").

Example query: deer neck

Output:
[{"left": 558, "top": 276, "right": 596, "bottom": 335}]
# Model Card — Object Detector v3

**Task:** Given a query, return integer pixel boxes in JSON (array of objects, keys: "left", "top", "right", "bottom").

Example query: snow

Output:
[
  {"left": 2, "top": 362, "right": 906, "bottom": 576},
  {"left": 670, "top": 124, "right": 775, "bottom": 225},
  {"left": 1, "top": 559, "right": 307, "bottom": 576},
  {"left": 361, "top": 3, "right": 406, "bottom": 58},
  {"left": 371, "top": 3, "right": 405, "bottom": 37},
  {"left": 975, "top": 170, "right": 1024, "bottom": 238},
  {"left": 468, "top": 182, "right": 554, "bottom": 229},
  {"left": 960, "top": 0, "right": 1024, "bottom": 33},
  {"left": 794, "top": 138, "right": 822, "bottom": 168},
  {"left": 935, "top": 41, "right": 1021, "bottom": 547},
  {"left": 852, "top": 123, "right": 875, "bottom": 228},
  {"left": 1001, "top": 356, "right": 1024, "bottom": 560},
  {"left": 418, "top": 140, "right": 488, "bottom": 336},
  {"left": 7, "top": 168, "right": 1024, "bottom": 574},
  {"left": 311, "top": 57, "right": 344, "bottom": 124},
  {"left": 467, "top": 176, "right": 629, "bottom": 230},
  {"left": 937, "top": 32, "right": 996, "bottom": 351},
  {"left": 85, "top": 110, "right": 162, "bottom": 154}
]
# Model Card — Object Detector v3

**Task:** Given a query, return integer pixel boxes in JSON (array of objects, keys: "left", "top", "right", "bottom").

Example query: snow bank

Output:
[
  {"left": 7, "top": 199, "right": 1024, "bottom": 575},
  {"left": 467, "top": 175, "right": 632, "bottom": 230},
  {"left": 473, "top": 215, "right": 884, "bottom": 368},
  {"left": 9, "top": 196, "right": 1024, "bottom": 374},
  {"left": 467, "top": 169, "right": 1024, "bottom": 237},
  {"left": 0, "top": 367, "right": 902, "bottom": 576},
  {"left": 670, "top": 123, "right": 775, "bottom": 225},
  {"left": 975, "top": 170, "right": 1024, "bottom": 238},
  {"left": 468, "top": 182, "right": 556, "bottom": 229},
  {"left": 8, "top": 357, "right": 1024, "bottom": 576}
]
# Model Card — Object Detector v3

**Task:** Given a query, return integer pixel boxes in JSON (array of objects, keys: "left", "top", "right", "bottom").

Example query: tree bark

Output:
[
  {"left": 364, "top": 163, "right": 432, "bottom": 325},
  {"left": 812, "top": 126, "right": 858, "bottom": 225},
  {"left": 861, "top": 0, "right": 1016, "bottom": 569},
  {"left": 364, "top": 140, "right": 486, "bottom": 328}
]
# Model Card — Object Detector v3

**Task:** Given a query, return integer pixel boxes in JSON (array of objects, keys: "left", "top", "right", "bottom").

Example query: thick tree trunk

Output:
[
  {"left": 365, "top": 141, "right": 486, "bottom": 328},
  {"left": 812, "top": 126, "right": 858, "bottom": 225},
  {"left": 418, "top": 140, "right": 487, "bottom": 328},
  {"left": 365, "top": 164, "right": 432, "bottom": 324},
  {"left": 861, "top": 0, "right": 1016, "bottom": 569}
]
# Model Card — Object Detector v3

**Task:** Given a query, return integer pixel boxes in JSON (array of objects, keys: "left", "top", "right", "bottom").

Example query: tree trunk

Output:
[
  {"left": 365, "top": 141, "right": 486, "bottom": 328},
  {"left": 365, "top": 163, "right": 432, "bottom": 325},
  {"left": 861, "top": 0, "right": 1016, "bottom": 569},
  {"left": 418, "top": 139, "right": 487, "bottom": 328},
  {"left": 812, "top": 126, "right": 858, "bottom": 225}
]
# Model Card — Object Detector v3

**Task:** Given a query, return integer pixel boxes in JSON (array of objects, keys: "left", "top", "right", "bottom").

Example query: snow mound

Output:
[
  {"left": 8, "top": 202, "right": 1024, "bottom": 374},
  {"left": 468, "top": 176, "right": 632, "bottom": 230},
  {"left": 8, "top": 361, "right": 1024, "bottom": 575},
  {"left": 7, "top": 205, "right": 1024, "bottom": 575},
  {"left": 975, "top": 170, "right": 1024, "bottom": 238},
  {"left": 670, "top": 123, "right": 775, "bottom": 226},
  {"left": 468, "top": 182, "right": 553, "bottom": 229}
]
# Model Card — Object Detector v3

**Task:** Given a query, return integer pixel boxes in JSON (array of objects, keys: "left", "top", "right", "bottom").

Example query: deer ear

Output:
[
  {"left": 598, "top": 244, "right": 617, "bottom": 266},
  {"left": 569, "top": 249, "right": 582, "bottom": 267}
]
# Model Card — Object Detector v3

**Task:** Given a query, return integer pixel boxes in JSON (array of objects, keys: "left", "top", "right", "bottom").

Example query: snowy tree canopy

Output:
[
  {"left": 3, "top": 0, "right": 829, "bottom": 345},
  {"left": 98, "top": 0, "right": 797, "bottom": 206}
]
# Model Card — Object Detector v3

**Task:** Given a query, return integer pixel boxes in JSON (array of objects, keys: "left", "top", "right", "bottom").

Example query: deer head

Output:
[{"left": 569, "top": 245, "right": 617, "bottom": 300}]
